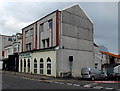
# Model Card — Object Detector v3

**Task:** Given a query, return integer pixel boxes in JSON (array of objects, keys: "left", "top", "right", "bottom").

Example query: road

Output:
[{"left": 2, "top": 73, "right": 120, "bottom": 90}]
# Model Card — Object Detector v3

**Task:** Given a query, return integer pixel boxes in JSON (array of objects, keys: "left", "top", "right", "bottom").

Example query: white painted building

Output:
[
  {"left": 0, "top": 35, "right": 13, "bottom": 69},
  {"left": 19, "top": 4, "right": 95, "bottom": 77}
]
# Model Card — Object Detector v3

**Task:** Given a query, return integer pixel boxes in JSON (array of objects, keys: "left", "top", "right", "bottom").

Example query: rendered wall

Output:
[
  {"left": 37, "top": 12, "right": 57, "bottom": 49},
  {"left": 19, "top": 50, "right": 56, "bottom": 77},
  {"left": 57, "top": 5, "right": 94, "bottom": 77}
]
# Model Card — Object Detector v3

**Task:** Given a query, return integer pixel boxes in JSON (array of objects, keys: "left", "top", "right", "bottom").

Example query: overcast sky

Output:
[{"left": 0, "top": 2, "right": 118, "bottom": 54}]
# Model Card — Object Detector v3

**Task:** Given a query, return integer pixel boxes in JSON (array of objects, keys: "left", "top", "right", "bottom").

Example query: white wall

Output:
[
  {"left": 0, "top": 61, "right": 3, "bottom": 69},
  {"left": 19, "top": 50, "right": 57, "bottom": 77},
  {"left": 56, "top": 49, "right": 94, "bottom": 77}
]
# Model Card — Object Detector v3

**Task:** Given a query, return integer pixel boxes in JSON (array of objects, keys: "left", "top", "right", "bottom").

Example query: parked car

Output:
[
  {"left": 81, "top": 68, "right": 108, "bottom": 81},
  {"left": 107, "top": 72, "right": 116, "bottom": 80},
  {"left": 107, "top": 72, "right": 120, "bottom": 80}
]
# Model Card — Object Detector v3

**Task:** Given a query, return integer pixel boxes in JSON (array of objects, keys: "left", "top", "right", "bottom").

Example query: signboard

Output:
[{"left": 19, "top": 53, "right": 31, "bottom": 58}]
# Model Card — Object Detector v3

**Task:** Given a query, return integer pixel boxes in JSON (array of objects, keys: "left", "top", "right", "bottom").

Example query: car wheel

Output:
[
  {"left": 91, "top": 76, "right": 95, "bottom": 81},
  {"left": 104, "top": 77, "right": 108, "bottom": 80},
  {"left": 116, "top": 77, "right": 119, "bottom": 81}
]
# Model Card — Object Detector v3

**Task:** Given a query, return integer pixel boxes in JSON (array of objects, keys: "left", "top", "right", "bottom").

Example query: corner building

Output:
[{"left": 19, "top": 4, "right": 94, "bottom": 77}]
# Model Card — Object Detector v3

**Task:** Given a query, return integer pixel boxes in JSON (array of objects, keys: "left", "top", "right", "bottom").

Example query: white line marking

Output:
[
  {"left": 54, "top": 82, "right": 58, "bottom": 83},
  {"left": 73, "top": 84, "right": 80, "bottom": 87},
  {"left": 93, "top": 86, "right": 103, "bottom": 89},
  {"left": 84, "top": 85, "right": 90, "bottom": 88},
  {"left": 66, "top": 83, "right": 72, "bottom": 85},
  {"left": 59, "top": 82, "right": 64, "bottom": 84},
  {"left": 84, "top": 83, "right": 97, "bottom": 88},
  {"left": 105, "top": 87, "right": 113, "bottom": 89}
]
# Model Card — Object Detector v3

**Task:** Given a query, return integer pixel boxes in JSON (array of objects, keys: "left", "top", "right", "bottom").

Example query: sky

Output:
[{"left": 0, "top": 1, "right": 118, "bottom": 54}]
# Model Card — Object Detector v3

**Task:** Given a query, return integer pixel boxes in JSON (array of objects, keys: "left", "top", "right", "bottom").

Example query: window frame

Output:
[
  {"left": 48, "top": 19, "right": 52, "bottom": 29},
  {"left": 40, "top": 23, "right": 44, "bottom": 32}
]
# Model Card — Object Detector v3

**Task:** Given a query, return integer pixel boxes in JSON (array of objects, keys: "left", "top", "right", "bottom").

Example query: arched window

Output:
[
  {"left": 40, "top": 58, "right": 44, "bottom": 74},
  {"left": 47, "top": 57, "right": 51, "bottom": 75},
  {"left": 24, "top": 59, "right": 26, "bottom": 72},
  {"left": 28, "top": 59, "right": 30, "bottom": 73},
  {"left": 20, "top": 59, "right": 22, "bottom": 72},
  {"left": 34, "top": 59, "right": 37, "bottom": 74}
]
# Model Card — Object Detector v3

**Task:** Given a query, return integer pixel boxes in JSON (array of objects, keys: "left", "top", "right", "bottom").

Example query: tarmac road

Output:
[{"left": 1, "top": 71, "right": 120, "bottom": 91}]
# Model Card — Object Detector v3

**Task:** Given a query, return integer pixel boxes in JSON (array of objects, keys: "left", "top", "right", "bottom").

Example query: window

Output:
[
  {"left": 24, "top": 59, "right": 26, "bottom": 72},
  {"left": 26, "top": 44, "right": 28, "bottom": 51},
  {"left": 40, "top": 58, "right": 44, "bottom": 74},
  {"left": 48, "top": 19, "right": 52, "bottom": 29},
  {"left": 34, "top": 59, "right": 37, "bottom": 74},
  {"left": 25, "top": 31, "right": 28, "bottom": 38},
  {"left": 40, "top": 23, "right": 44, "bottom": 32},
  {"left": 46, "top": 38, "right": 49, "bottom": 47},
  {"left": 47, "top": 57, "right": 51, "bottom": 75},
  {"left": 8, "top": 37, "right": 12, "bottom": 41},
  {"left": 26, "top": 43, "right": 32, "bottom": 51},
  {"left": 30, "top": 28, "right": 33, "bottom": 36},
  {"left": 42, "top": 39, "right": 45, "bottom": 48},
  {"left": 28, "top": 43, "right": 32, "bottom": 50}
]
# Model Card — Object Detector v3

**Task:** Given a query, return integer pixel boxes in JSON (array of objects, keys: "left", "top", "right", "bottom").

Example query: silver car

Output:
[{"left": 81, "top": 68, "right": 107, "bottom": 80}]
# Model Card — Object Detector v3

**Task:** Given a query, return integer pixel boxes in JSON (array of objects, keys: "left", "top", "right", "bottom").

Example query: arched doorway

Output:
[
  {"left": 47, "top": 57, "right": 51, "bottom": 75},
  {"left": 40, "top": 58, "right": 44, "bottom": 74},
  {"left": 34, "top": 59, "right": 37, "bottom": 74}
]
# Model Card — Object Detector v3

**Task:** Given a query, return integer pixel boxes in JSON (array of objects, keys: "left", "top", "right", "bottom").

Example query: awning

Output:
[
  {"left": 100, "top": 51, "right": 120, "bottom": 59},
  {"left": 102, "top": 63, "right": 120, "bottom": 68}
]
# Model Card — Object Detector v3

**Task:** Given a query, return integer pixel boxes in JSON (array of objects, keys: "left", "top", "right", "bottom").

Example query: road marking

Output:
[
  {"left": 54, "top": 82, "right": 59, "bottom": 83},
  {"left": 84, "top": 83, "right": 97, "bottom": 88},
  {"left": 93, "top": 86, "right": 104, "bottom": 89},
  {"left": 59, "top": 82, "right": 64, "bottom": 84},
  {"left": 105, "top": 87, "right": 113, "bottom": 89},
  {"left": 73, "top": 84, "right": 80, "bottom": 87},
  {"left": 89, "top": 81, "right": 120, "bottom": 83},
  {"left": 66, "top": 83, "right": 72, "bottom": 85}
]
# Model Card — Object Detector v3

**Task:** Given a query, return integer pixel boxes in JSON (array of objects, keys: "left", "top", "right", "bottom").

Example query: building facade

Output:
[
  {"left": 3, "top": 33, "right": 22, "bottom": 71},
  {"left": 19, "top": 4, "right": 94, "bottom": 77},
  {"left": 0, "top": 35, "right": 13, "bottom": 69}
]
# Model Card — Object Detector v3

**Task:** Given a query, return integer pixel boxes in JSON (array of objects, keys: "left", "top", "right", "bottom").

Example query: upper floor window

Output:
[
  {"left": 26, "top": 43, "right": 32, "bottom": 51},
  {"left": 29, "top": 43, "right": 32, "bottom": 50},
  {"left": 25, "top": 31, "right": 28, "bottom": 38},
  {"left": 40, "top": 23, "right": 44, "bottom": 32},
  {"left": 8, "top": 37, "right": 12, "bottom": 41},
  {"left": 46, "top": 38, "right": 49, "bottom": 47},
  {"left": 48, "top": 19, "right": 52, "bottom": 29},
  {"left": 42, "top": 39, "right": 45, "bottom": 48},
  {"left": 30, "top": 28, "right": 33, "bottom": 36}
]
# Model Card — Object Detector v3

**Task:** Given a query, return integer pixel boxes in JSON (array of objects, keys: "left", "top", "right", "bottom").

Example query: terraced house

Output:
[{"left": 19, "top": 4, "right": 94, "bottom": 77}]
